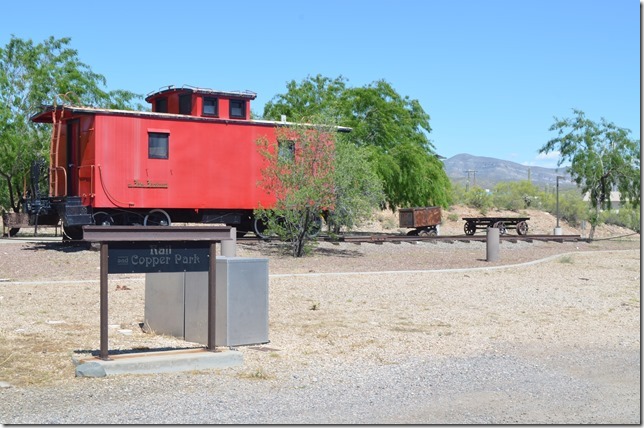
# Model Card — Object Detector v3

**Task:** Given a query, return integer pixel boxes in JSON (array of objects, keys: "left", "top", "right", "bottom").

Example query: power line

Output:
[{"left": 465, "top": 169, "right": 477, "bottom": 191}]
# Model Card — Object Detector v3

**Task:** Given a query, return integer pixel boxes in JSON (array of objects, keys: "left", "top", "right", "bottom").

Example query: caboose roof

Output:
[
  {"left": 30, "top": 105, "right": 209, "bottom": 123},
  {"left": 144, "top": 85, "right": 257, "bottom": 102},
  {"left": 30, "top": 105, "right": 352, "bottom": 133}
]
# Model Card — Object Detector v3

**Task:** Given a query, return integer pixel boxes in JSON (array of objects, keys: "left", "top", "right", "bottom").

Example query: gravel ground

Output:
[
  {"left": 0, "top": 215, "right": 640, "bottom": 424},
  {"left": 3, "top": 346, "right": 639, "bottom": 424}
]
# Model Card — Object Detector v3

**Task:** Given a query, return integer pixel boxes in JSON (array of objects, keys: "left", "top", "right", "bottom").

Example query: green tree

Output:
[
  {"left": 263, "top": 74, "right": 347, "bottom": 122},
  {"left": 255, "top": 122, "right": 337, "bottom": 257},
  {"left": 264, "top": 75, "right": 451, "bottom": 210},
  {"left": 540, "top": 109, "right": 640, "bottom": 239},
  {"left": 263, "top": 76, "right": 386, "bottom": 234},
  {"left": 0, "top": 35, "right": 142, "bottom": 213},
  {"left": 341, "top": 80, "right": 451, "bottom": 209},
  {"left": 448, "top": 182, "right": 468, "bottom": 205},
  {"left": 326, "top": 136, "right": 385, "bottom": 234}
]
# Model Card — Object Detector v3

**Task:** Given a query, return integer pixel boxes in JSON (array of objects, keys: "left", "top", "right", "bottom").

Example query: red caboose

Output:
[{"left": 28, "top": 85, "right": 350, "bottom": 239}]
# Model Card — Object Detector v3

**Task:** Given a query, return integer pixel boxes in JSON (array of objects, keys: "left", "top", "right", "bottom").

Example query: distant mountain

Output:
[{"left": 443, "top": 154, "right": 574, "bottom": 190}]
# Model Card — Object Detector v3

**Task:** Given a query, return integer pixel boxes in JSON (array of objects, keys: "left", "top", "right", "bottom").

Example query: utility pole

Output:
[
  {"left": 465, "top": 169, "right": 477, "bottom": 191},
  {"left": 554, "top": 175, "right": 565, "bottom": 235}
]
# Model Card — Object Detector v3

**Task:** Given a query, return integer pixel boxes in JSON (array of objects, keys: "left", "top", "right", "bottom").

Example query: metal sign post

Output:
[{"left": 83, "top": 226, "right": 233, "bottom": 360}]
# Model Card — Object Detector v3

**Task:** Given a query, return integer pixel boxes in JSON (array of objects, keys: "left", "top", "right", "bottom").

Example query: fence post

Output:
[{"left": 221, "top": 227, "right": 237, "bottom": 257}]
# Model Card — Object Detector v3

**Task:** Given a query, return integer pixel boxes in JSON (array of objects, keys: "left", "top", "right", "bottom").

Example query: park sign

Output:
[
  {"left": 82, "top": 225, "right": 234, "bottom": 359},
  {"left": 108, "top": 242, "right": 210, "bottom": 273}
]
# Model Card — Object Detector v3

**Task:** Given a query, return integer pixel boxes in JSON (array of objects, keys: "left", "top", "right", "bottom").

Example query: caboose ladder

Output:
[{"left": 49, "top": 107, "right": 64, "bottom": 197}]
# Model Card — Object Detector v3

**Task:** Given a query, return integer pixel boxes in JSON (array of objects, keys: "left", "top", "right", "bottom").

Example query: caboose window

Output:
[
  {"left": 203, "top": 97, "right": 218, "bottom": 116},
  {"left": 155, "top": 98, "right": 168, "bottom": 113},
  {"left": 278, "top": 140, "right": 295, "bottom": 162},
  {"left": 229, "top": 100, "right": 246, "bottom": 118},
  {"left": 149, "top": 132, "right": 169, "bottom": 159},
  {"left": 179, "top": 94, "right": 192, "bottom": 115}
]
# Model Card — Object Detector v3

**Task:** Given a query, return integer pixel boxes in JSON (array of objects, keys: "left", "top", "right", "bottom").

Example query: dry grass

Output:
[{"left": 0, "top": 280, "right": 193, "bottom": 386}]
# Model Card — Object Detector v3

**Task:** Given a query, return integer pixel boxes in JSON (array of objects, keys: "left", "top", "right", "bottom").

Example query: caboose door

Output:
[{"left": 66, "top": 119, "right": 80, "bottom": 196}]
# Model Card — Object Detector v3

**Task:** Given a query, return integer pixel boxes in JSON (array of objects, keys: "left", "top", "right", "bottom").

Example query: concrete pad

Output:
[{"left": 73, "top": 348, "right": 243, "bottom": 377}]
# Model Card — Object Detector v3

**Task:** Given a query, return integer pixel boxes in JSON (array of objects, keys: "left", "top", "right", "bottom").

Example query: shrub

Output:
[
  {"left": 492, "top": 181, "right": 541, "bottom": 211},
  {"left": 600, "top": 204, "right": 641, "bottom": 233},
  {"left": 464, "top": 187, "right": 493, "bottom": 215}
]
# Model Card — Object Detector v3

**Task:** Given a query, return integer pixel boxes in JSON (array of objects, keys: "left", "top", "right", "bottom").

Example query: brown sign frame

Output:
[{"left": 83, "top": 226, "right": 233, "bottom": 360}]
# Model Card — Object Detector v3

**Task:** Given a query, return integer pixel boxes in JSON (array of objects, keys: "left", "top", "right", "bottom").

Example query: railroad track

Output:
[
  {"left": 237, "top": 233, "right": 582, "bottom": 244},
  {"left": 336, "top": 234, "right": 581, "bottom": 244}
]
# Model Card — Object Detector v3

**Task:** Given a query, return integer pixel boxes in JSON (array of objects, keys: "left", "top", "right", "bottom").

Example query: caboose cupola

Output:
[{"left": 145, "top": 85, "right": 257, "bottom": 120}]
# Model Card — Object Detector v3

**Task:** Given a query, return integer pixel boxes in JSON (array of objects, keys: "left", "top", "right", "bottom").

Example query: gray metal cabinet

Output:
[{"left": 144, "top": 257, "right": 269, "bottom": 347}]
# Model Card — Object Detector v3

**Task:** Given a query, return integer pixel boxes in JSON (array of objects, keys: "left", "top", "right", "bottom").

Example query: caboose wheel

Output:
[
  {"left": 253, "top": 216, "right": 270, "bottom": 239},
  {"left": 516, "top": 220, "right": 528, "bottom": 235},
  {"left": 93, "top": 211, "right": 114, "bottom": 226},
  {"left": 62, "top": 225, "right": 84, "bottom": 241},
  {"left": 306, "top": 216, "right": 323, "bottom": 238},
  {"left": 144, "top": 209, "right": 171, "bottom": 226}
]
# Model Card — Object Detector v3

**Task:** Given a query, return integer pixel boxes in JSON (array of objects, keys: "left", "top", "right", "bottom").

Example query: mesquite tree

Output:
[
  {"left": 255, "top": 122, "right": 336, "bottom": 257},
  {"left": 540, "top": 109, "right": 640, "bottom": 240},
  {"left": 0, "top": 35, "right": 142, "bottom": 213},
  {"left": 263, "top": 75, "right": 451, "bottom": 210}
]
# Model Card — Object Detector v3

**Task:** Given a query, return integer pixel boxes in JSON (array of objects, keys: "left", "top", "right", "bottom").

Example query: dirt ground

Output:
[
  {"left": 0, "top": 207, "right": 639, "bottom": 381},
  {"left": 359, "top": 205, "right": 636, "bottom": 239},
  {"left": 0, "top": 206, "right": 640, "bottom": 423}
]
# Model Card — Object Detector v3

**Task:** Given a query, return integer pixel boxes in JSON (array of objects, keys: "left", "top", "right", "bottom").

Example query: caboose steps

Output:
[{"left": 57, "top": 196, "right": 93, "bottom": 226}]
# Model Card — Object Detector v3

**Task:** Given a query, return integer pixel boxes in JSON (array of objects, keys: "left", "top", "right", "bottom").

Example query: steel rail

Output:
[
  {"left": 334, "top": 234, "right": 581, "bottom": 244},
  {"left": 236, "top": 233, "right": 582, "bottom": 244}
]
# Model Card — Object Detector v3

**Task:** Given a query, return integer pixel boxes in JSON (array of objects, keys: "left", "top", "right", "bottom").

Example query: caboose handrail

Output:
[{"left": 49, "top": 167, "right": 67, "bottom": 197}]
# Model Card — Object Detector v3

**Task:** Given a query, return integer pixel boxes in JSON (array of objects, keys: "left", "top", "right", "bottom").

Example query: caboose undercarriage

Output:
[{"left": 23, "top": 195, "right": 264, "bottom": 240}]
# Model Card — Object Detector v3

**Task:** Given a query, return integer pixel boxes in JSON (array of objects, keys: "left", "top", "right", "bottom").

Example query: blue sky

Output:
[{"left": 1, "top": 0, "right": 639, "bottom": 168}]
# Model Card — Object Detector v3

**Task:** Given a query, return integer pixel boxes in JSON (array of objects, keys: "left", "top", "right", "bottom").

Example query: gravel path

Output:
[
  {"left": 0, "top": 237, "right": 640, "bottom": 424},
  {"left": 3, "top": 347, "right": 639, "bottom": 424}
]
